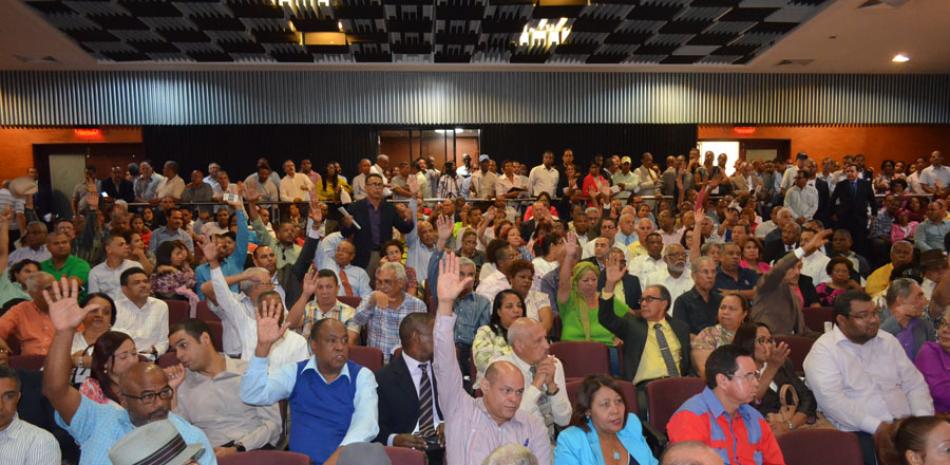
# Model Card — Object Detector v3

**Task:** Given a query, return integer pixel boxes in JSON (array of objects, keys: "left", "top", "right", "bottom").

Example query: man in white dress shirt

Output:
[
  {"left": 783, "top": 172, "right": 818, "bottom": 222},
  {"left": 279, "top": 160, "right": 314, "bottom": 203},
  {"left": 87, "top": 231, "right": 138, "bottom": 300},
  {"left": 201, "top": 238, "right": 309, "bottom": 364},
  {"left": 112, "top": 268, "right": 169, "bottom": 355},
  {"left": 0, "top": 366, "right": 61, "bottom": 465},
  {"left": 643, "top": 244, "right": 694, "bottom": 308},
  {"left": 155, "top": 161, "right": 186, "bottom": 200},
  {"left": 527, "top": 151, "right": 559, "bottom": 198},
  {"left": 351, "top": 159, "right": 372, "bottom": 201},
  {"left": 804, "top": 290, "right": 933, "bottom": 465},
  {"left": 628, "top": 232, "right": 665, "bottom": 278},
  {"left": 798, "top": 228, "right": 830, "bottom": 285},
  {"left": 919, "top": 150, "right": 950, "bottom": 194}
]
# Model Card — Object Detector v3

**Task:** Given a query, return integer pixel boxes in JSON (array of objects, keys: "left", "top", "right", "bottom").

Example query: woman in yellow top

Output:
[
  {"left": 314, "top": 162, "right": 351, "bottom": 203},
  {"left": 472, "top": 289, "right": 524, "bottom": 387}
]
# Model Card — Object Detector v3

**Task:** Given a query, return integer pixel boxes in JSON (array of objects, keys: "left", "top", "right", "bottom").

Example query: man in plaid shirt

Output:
[{"left": 351, "top": 261, "right": 427, "bottom": 362}]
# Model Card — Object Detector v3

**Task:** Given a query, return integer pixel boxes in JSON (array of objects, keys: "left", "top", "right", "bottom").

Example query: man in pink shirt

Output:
[{"left": 433, "top": 253, "right": 551, "bottom": 465}]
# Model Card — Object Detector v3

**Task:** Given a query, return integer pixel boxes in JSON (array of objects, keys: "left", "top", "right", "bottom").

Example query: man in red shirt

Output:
[{"left": 667, "top": 345, "right": 785, "bottom": 465}]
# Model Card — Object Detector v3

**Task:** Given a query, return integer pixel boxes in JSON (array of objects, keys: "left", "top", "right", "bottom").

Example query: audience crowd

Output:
[{"left": 1, "top": 149, "right": 950, "bottom": 465}]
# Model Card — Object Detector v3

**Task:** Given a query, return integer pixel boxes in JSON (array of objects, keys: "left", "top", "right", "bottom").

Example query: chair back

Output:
[
  {"left": 803, "top": 307, "right": 834, "bottom": 333},
  {"left": 349, "top": 346, "right": 384, "bottom": 371},
  {"left": 778, "top": 428, "right": 863, "bottom": 465},
  {"left": 338, "top": 296, "right": 363, "bottom": 309},
  {"left": 645, "top": 377, "right": 706, "bottom": 433},
  {"left": 164, "top": 299, "right": 190, "bottom": 325},
  {"left": 157, "top": 352, "right": 181, "bottom": 368},
  {"left": 773, "top": 335, "right": 816, "bottom": 375},
  {"left": 384, "top": 446, "right": 427, "bottom": 465},
  {"left": 9, "top": 354, "right": 45, "bottom": 371},
  {"left": 218, "top": 450, "right": 310, "bottom": 465},
  {"left": 566, "top": 378, "right": 639, "bottom": 415},
  {"left": 195, "top": 301, "right": 220, "bottom": 323},
  {"left": 549, "top": 341, "right": 609, "bottom": 379}
]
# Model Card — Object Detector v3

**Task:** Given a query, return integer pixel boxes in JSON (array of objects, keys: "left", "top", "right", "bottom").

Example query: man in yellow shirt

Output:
[{"left": 866, "top": 240, "right": 914, "bottom": 296}]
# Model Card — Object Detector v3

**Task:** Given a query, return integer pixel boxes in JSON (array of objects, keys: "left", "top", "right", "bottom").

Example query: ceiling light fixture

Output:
[
  {"left": 892, "top": 53, "right": 910, "bottom": 63},
  {"left": 518, "top": 18, "right": 571, "bottom": 49}
]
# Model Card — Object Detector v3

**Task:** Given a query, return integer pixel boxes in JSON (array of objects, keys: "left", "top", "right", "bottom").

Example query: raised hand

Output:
[
  {"left": 302, "top": 268, "right": 318, "bottom": 296},
  {"left": 437, "top": 252, "right": 473, "bottom": 305},
  {"left": 196, "top": 235, "right": 218, "bottom": 263},
  {"left": 436, "top": 214, "right": 453, "bottom": 242},
  {"left": 693, "top": 208, "right": 706, "bottom": 225},
  {"left": 256, "top": 298, "right": 289, "bottom": 350},
  {"left": 604, "top": 254, "right": 625, "bottom": 289},
  {"left": 563, "top": 231, "right": 580, "bottom": 259},
  {"left": 0, "top": 207, "right": 12, "bottom": 225},
  {"left": 244, "top": 182, "right": 261, "bottom": 203},
  {"left": 309, "top": 201, "right": 324, "bottom": 224},
  {"left": 44, "top": 277, "right": 100, "bottom": 332},
  {"left": 766, "top": 340, "right": 791, "bottom": 366}
]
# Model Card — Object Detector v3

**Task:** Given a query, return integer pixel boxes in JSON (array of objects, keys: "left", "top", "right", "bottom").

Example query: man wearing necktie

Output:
[
  {"left": 598, "top": 254, "right": 692, "bottom": 419},
  {"left": 830, "top": 164, "right": 877, "bottom": 257}
]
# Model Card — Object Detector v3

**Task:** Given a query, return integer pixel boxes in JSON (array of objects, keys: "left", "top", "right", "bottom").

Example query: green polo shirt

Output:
[{"left": 41, "top": 255, "right": 91, "bottom": 284}]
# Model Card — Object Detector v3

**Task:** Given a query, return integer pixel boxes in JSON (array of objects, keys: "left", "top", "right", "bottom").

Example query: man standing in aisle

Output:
[
  {"left": 528, "top": 150, "right": 559, "bottom": 199},
  {"left": 830, "top": 164, "right": 876, "bottom": 257},
  {"left": 611, "top": 156, "right": 638, "bottom": 201},
  {"left": 340, "top": 173, "right": 414, "bottom": 273}
]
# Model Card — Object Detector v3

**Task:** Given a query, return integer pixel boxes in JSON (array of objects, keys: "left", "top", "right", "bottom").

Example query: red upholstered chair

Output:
[
  {"left": 195, "top": 301, "right": 220, "bottom": 323},
  {"left": 338, "top": 296, "right": 363, "bottom": 309},
  {"left": 384, "top": 446, "right": 427, "bottom": 465},
  {"left": 803, "top": 307, "right": 834, "bottom": 334},
  {"left": 778, "top": 428, "right": 863, "bottom": 465},
  {"left": 206, "top": 320, "right": 223, "bottom": 352},
  {"left": 165, "top": 299, "right": 190, "bottom": 326},
  {"left": 566, "top": 378, "right": 639, "bottom": 415},
  {"left": 349, "top": 346, "right": 384, "bottom": 371},
  {"left": 8, "top": 354, "right": 45, "bottom": 371},
  {"left": 645, "top": 377, "right": 706, "bottom": 433},
  {"left": 157, "top": 352, "right": 181, "bottom": 368},
  {"left": 774, "top": 335, "right": 816, "bottom": 376},
  {"left": 218, "top": 450, "right": 310, "bottom": 465},
  {"left": 549, "top": 341, "right": 609, "bottom": 379}
]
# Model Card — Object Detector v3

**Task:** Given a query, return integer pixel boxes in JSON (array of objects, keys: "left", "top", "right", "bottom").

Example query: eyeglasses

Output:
[
  {"left": 726, "top": 372, "right": 760, "bottom": 382},
  {"left": 640, "top": 296, "right": 666, "bottom": 304},
  {"left": 755, "top": 337, "right": 774, "bottom": 345},
  {"left": 122, "top": 386, "right": 174, "bottom": 405}
]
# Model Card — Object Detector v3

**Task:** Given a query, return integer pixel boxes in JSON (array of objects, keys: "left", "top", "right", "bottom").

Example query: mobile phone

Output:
[{"left": 100, "top": 192, "right": 109, "bottom": 197}]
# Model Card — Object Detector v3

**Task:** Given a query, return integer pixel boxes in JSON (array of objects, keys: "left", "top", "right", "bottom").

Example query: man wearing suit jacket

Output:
[
  {"left": 763, "top": 222, "right": 801, "bottom": 265},
  {"left": 375, "top": 313, "right": 445, "bottom": 465},
  {"left": 831, "top": 164, "right": 877, "bottom": 257},
  {"left": 340, "top": 173, "right": 414, "bottom": 273},
  {"left": 807, "top": 160, "right": 833, "bottom": 228},
  {"left": 598, "top": 255, "right": 691, "bottom": 411}
]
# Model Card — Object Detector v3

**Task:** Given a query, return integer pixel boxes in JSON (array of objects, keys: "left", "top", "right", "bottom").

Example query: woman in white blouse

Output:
[{"left": 508, "top": 259, "right": 555, "bottom": 335}]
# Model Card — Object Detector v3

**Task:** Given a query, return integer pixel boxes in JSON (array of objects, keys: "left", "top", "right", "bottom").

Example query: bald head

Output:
[
  {"left": 661, "top": 441, "right": 724, "bottom": 465},
  {"left": 482, "top": 360, "right": 525, "bottom": 425},
  {"left": 119, "top": 364, "right": 171, "bottom": 427}
]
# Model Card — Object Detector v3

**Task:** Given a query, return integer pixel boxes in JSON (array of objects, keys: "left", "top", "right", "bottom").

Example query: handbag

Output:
[{"left": 766, "top": 384, "right": 835, "bottom": 433}]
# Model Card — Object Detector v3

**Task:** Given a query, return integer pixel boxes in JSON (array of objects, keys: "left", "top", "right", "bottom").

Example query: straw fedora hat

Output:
[{"left": 108, "top": 420, "right": 205, "bottom": 465}]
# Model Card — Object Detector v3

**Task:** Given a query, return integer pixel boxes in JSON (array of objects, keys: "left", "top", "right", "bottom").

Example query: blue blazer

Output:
[{"left": 554, "top": 414, "right": 658, "bottom": 465}]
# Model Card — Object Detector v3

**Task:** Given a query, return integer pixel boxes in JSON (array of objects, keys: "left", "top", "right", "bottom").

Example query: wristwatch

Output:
[{"left": 546, "top": 387, "right": 560, "bottom": 396}]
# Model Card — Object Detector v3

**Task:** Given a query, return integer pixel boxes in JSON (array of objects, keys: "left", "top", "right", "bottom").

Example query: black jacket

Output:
[
  {"left": 831, "top": 179, "right": 877, "bottom": 224},
  {"left": 598, "top": 295, "right": 692, "bottom": 382},
  {"left": 374, "top": 354, "right": 444, "bottom": 444},
  {"left": 341, "top": 198, "right": 414, "bottom": 268}
]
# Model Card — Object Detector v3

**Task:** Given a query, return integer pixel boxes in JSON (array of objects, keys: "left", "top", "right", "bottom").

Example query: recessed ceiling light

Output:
[{"left": 892, "top": 53, "right": 910, "bottom": 63}]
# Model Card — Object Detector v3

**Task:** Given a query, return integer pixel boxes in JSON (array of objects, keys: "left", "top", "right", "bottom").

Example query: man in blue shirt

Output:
[
  {"left": 194, "top": 196, "right": 250, "bottom": 299},
  {"left": 40, "top": 278, "right": 215, "bottom": 465},
  {"left": 241, "top": 303, "right": 378, "bottom": 465}
]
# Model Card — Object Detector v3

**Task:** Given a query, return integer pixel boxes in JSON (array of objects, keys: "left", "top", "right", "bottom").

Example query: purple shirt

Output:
[
  {"left": 896, "top": 319, "right": 920, "bottom": 360},
  {"left": 434, "top": 314, "right": 551, "bottom": 465},
  {"left": 367, "top": 201, "right": 382, "bottom": 247},
  {"left": 914, "top": 341, "right": 950, "bottom": 413}
]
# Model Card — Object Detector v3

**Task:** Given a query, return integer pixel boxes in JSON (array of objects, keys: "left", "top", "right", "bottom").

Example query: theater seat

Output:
[
  {"left": 165, "top": 299, "right": 190, "bottom": 326},
  {"left": 384, "top": 446, "right": 427, "bottom": 465},
  {"left": 778, "top": 428, "right": 863, "bottom": 465},
  {"left": 218, "top": 450, "right": 310, "bottom": 465},
  {"left": 566, "top": 378, "right": 639, "bottom": 415},
  {"left": 774, "top": 335, "right": 816, "bottom": 375},
  {"left": 645, "top": 377, "right": 705, "bottom": 433},
  {"left": 8, "top": 354, "right": 45, "bottom": 371},
  {"left": 803, "top": 307, "right": 834, "bottom": 334},
  {"left": 206, "top": 320, "right": 223, "bottom": 352},
  {"left": 195, "top": 301, "right": 221, "bottom": 323},
  {"left": 157, "top": 352, "right": 180, "bottom": 368},
  {"left": 349, "top": 346, "right": 384, "bottom": 371},
  {"left": 338, "top": 296, "right": 363, "bottom": 309},
  {"left": 549, "top": 341, "right": 609, "bottom": 379}
]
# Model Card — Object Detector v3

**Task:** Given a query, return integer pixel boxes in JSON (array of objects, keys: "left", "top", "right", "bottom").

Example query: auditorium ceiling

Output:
[{"left": 2, "top": 0, "right": 949, "bottom": 72}]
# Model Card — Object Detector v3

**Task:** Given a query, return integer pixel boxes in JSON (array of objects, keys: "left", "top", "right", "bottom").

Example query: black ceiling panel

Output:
[{"left": 21, "top": 0, "right": 830, "bottom": 65}]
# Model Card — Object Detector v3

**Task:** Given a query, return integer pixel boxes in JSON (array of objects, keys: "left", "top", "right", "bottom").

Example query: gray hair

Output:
[
  {"left": 25, "top": 271, "right": 54, "bottom": 293},
  {"left": 239, "top": 267, "right": 271, "bottom": 294},
  {"left": 690, "top": 256, "right": 716, "bottom": 274},
  {"left": 699, "top": 242, "right": 721, "bottom": 256},
  {"left": 885, "top": 277, "right": 919, "bottom": 306},
  {"left": 663, "top": 243, "right": 685, "bottom": 258},
  {"left": 505, "top": 317, "right": 538, "bottom": 347},
  {"left": 379, "top": 261, "right": 407, "bottom": 283},
  {"left": 480, "top": 444, "right": 538, "bottom": 465},
  {"left": 585, "top": 207, "right": 600, "bottom": 216},
  {"left": 891, "top": 240, "right": 913, "bottom": 253},
  {"left": 26, "top": 221, "right": 48, "bottom": 233}
]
